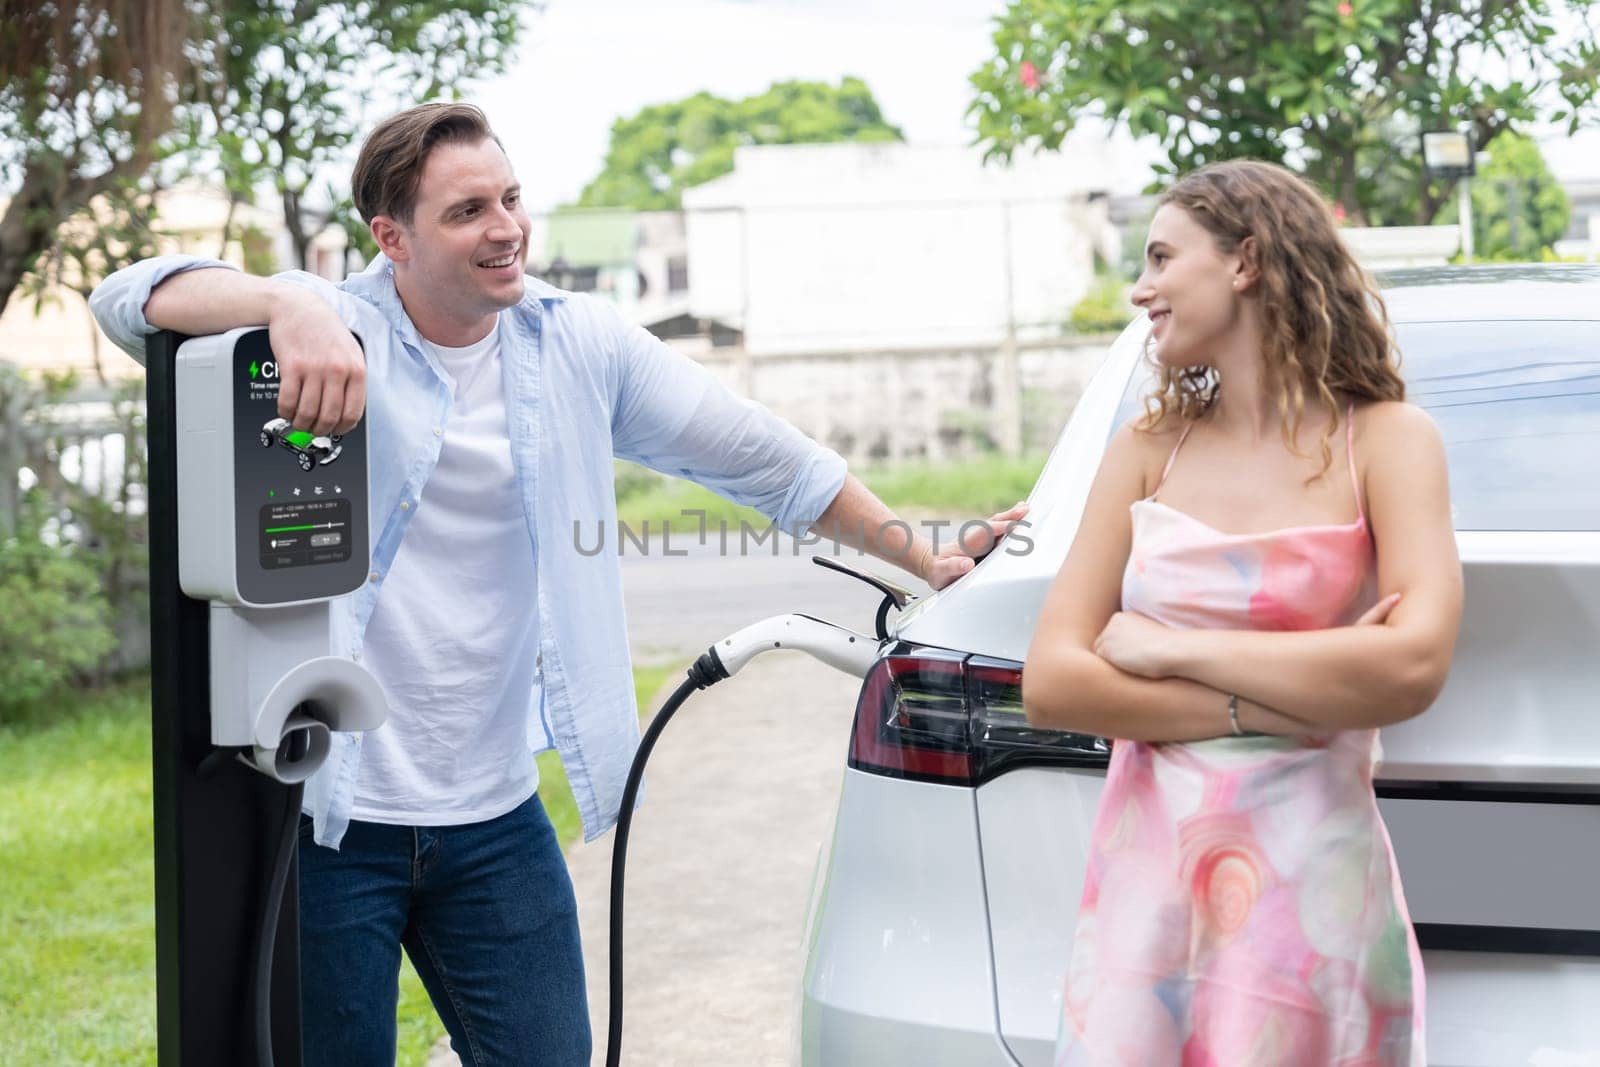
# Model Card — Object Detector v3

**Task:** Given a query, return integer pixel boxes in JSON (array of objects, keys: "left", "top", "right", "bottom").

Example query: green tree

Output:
[
  {"left": 969, "top": 0, "right": 1600, "bottom": 225},
  {"left": 16, "top": 182, "right": 167, "bottom": 383},
  {"left": 194, "top": 0, "right": 532, "bottom": 270},
  {"left": 578, "top": 78, "right": 904, "bottom": 211},
  {"left": 0, "top": 0, "right": 194, "bottom": 315},
  {"left": 1, "top": 1, "right": 537, "bottom": 316},
  {"left": 1437, "top": 133, "right": 1572, "bottom": 260}
]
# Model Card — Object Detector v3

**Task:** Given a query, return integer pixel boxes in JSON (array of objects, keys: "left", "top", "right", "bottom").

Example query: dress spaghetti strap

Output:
[
  {"left": 1148, "top": 421, "right": 1195, "bottom": 501},
  {"left": 1344, "top": 401, "right": 1364, "bottom": 523},
  {"left": 1152, "top": 405, "right": 1364, "bottom": 518}
]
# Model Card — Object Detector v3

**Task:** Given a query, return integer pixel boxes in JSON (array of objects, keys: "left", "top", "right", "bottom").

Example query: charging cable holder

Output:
[{"left": 206, "top": 603, "right": 382, "bottom": 781}]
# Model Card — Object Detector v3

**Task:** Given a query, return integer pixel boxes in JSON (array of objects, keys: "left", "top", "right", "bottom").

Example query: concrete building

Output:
[
  {"left": 532, "top": 208, "right": 692, "bottom": 328},
  {"left": 1555, "top": 178, "right": 1600, "bottom": 260},
  {"left": 681, "top": 140, "right": 1131, "bottom": 355}
]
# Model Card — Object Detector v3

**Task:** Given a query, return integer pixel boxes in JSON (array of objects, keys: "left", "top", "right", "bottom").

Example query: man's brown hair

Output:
[{"left": 351, "top": 102, "right": 503, "bottom": 226}]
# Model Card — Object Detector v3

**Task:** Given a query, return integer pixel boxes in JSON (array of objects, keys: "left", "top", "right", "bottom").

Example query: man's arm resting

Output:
[
  {"left": 142, "top": 266, "right": 284, "bottom": 336},
  {"left": 810, "top": 474, "right": 935, "bottom": 581},
  {"left": 142, "top": 268, "right": 367, "bottom": 436}
]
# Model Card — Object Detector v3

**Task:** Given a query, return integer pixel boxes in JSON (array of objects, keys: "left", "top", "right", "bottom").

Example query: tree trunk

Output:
[
  {"left": 0, "top": 166, "right": 67, "bottom": 317},
  {"left": 1338, "top": 163, "right": 1367, "bottom": 227},
  {"left": 281, "top": 184, "right": 310, "bottom": 271},
  {"left": 219, "top": 191, "right": 240, "bottom": 260},
  {"left": 81, "top": 295, "right": 109, "bottom": 386},
  {"left": 0, "top": 155, "right": 125, "bottom": 317}
]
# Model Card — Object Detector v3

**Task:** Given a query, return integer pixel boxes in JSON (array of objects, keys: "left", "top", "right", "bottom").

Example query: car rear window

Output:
[{"left": 1112, "top": 319, "right": 1600, "bottom": 531}]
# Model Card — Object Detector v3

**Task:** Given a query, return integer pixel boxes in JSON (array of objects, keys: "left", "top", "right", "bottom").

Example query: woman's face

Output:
[{"left": 1129, "top": 204, "right": 1249, "bottom": 369}]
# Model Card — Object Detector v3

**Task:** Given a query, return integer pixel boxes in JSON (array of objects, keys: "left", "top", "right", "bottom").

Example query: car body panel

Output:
[
  {"left": 1419, "top": 951, "right": 1600, "bottom": 1065},
  {"left": 799, "top": 769, "right": 1015, "bottom": 1065},
  {"left": 1379, "top": 541, "right": 1600, "bottom": 784},
  {"left": 1381, "top": 796, "right": 1600, "bottom": 932},
  {"left": 975, "top": 768, "right": 1103, "bottom": 1066}
]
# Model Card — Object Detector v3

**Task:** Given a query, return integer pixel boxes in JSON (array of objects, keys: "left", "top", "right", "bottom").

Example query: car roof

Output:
[{"left": 1378, "top": 264, "right": 1600, "bottom": 324}]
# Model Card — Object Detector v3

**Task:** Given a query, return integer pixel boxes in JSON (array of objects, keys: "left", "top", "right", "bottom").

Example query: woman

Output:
[{"left": 1022, "top": 160, "right": 1463, "bottom": 1066}]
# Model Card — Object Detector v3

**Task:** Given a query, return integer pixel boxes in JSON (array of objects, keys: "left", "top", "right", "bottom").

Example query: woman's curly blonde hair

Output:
[{"left": 1141, "top": 160, "right": 1406, "bottom": 478}]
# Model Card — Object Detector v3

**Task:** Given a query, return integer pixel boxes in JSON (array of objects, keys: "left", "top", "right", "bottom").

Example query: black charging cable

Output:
[
  {"left": 199, "top": 727, "right": 308, "bottom": 1067},
  {"left": 604, "top": 650, "right": 729, "bottom": 1067},
  {"left": 255, "top": 778, "right": 304, "bottom": 1067}
]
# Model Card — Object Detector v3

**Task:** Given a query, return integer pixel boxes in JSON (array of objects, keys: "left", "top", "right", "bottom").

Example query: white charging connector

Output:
[{"left": 707, "top": 612, "right": 878, "bottom": 680}]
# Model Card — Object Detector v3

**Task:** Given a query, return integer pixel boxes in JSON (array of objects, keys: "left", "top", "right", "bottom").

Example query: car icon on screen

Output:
[{"left": 260, "top": 417, "right": 342, "bottom": 472}]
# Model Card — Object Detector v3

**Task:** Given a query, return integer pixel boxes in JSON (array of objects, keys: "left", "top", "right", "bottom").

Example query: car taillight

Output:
[{"left": 848, "top": 645, "right": 1110, "bottom": 786}]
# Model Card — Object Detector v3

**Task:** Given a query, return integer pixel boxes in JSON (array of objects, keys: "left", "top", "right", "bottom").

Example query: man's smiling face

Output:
[{"left": 385, "top": 137, "right": 531, "bottom": 339}]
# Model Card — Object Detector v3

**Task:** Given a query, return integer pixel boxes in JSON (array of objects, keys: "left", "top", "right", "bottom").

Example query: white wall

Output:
[
  {"left": 1340, "top": 225, "right": 1461, "bottom": 269},
  {"left": 684, "top": 142, "right": 1127, "bottom": 354},
  {"left": 683, "top": 207, "right": 748, "bottom": 326}
]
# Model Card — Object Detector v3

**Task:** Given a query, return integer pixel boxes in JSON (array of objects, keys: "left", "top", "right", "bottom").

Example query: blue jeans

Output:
[{"left": 296, "top": 794, "right": 591, "bottom": 1066}]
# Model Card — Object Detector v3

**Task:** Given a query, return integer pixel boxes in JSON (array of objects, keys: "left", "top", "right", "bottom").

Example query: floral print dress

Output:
[{"left": 1056, "top": 410, "right": 1425, "bottom": 1066}]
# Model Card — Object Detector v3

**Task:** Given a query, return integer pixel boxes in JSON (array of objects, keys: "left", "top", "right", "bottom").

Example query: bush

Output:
[
  {"left": 1068, "top": 273, "right": 1134, "bottom": 334},
  {"left": 0, "top": 519, "right": 117, "bottom": 720},
  {"left": 1436, "top": 132, "right": 1572, "bottom": 262}
]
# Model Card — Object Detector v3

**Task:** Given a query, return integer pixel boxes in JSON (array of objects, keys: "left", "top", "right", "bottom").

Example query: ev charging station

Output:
[{"left": 146, "top": 326, "right": 385, "bottom": 1065}]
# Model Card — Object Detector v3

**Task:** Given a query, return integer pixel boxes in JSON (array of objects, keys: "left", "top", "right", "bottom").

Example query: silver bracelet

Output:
[{"left": 1228, "top": 693, "right": 1243, "bottom": 736}]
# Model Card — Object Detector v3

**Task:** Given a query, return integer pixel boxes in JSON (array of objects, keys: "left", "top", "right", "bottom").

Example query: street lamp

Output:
[{"left": 1422, "top": 130, "right": 1477, "bottom": 262}]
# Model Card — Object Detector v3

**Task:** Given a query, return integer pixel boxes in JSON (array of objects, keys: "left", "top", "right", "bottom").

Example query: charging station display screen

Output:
[
  {"left": 259, "top": 499, "right": 354, "bottom": 567},
  {"left": 232, "top": 329, "right": 370, "bottom": 605}
]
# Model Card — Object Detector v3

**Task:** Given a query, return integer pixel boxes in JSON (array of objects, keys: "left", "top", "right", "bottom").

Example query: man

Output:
[{"left": 91, "top": 102, "right": 1023, "bottom": 1066}]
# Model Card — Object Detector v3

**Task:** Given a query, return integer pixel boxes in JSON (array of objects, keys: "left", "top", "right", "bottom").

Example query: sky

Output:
[
  {"left": 473, "top": 0, "right": 1044, "bottom": 212},
  {"left": 467, "top": 0, "right": 1600, "bottom": 215}
]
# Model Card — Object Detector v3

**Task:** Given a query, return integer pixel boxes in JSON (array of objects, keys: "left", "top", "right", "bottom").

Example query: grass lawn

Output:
[
  {"left": 0, "top": 663, "right": 679, "bottom": 1066},
  {"left": 614, "top": 451, "right": 1048, "bottom": 534},
  {"left": 1, "top": 683, "right": 160, "bottom": 1064}
]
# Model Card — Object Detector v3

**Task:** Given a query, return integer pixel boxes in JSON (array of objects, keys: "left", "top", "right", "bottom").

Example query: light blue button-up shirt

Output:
[{"left": 91, "top": 254, "right": 848, "bottom": 847}]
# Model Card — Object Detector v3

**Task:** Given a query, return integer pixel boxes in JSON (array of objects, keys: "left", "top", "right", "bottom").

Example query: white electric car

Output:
[{"left": 799, "top": 264, "right": 1600, "bottom": 1066}]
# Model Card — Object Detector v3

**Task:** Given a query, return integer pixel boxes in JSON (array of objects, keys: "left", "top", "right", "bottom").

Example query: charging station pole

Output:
[{"left": 146, "top": 329, "right": 303, "bottom": 1066}]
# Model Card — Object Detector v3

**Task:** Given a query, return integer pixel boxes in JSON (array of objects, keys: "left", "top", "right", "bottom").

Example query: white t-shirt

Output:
[{"left": 351, "top": 321, "right": 543, "bottom": 824}]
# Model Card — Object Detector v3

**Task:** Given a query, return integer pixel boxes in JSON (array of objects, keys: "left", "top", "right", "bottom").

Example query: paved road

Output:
[
  {"left": 428, "top": 544, "right": 904, "bottom": 1066},
  {"left": 567, "top": 652, "right": 861, "bottom": 1066}
]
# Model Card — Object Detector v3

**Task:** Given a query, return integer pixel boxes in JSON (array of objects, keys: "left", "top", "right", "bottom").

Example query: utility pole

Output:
[
  {"left": 995, "top": 201, "right": 1022, "bottom": 458},
  {"left": 1422, "top": 130, "right": 1476, "bottom": 264},
  {"left": 0, "top": 365, "right": 24, "bottom": 537},
  {"left": 1506, "top": 178, "right": 1522, "bottom": 256}
]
